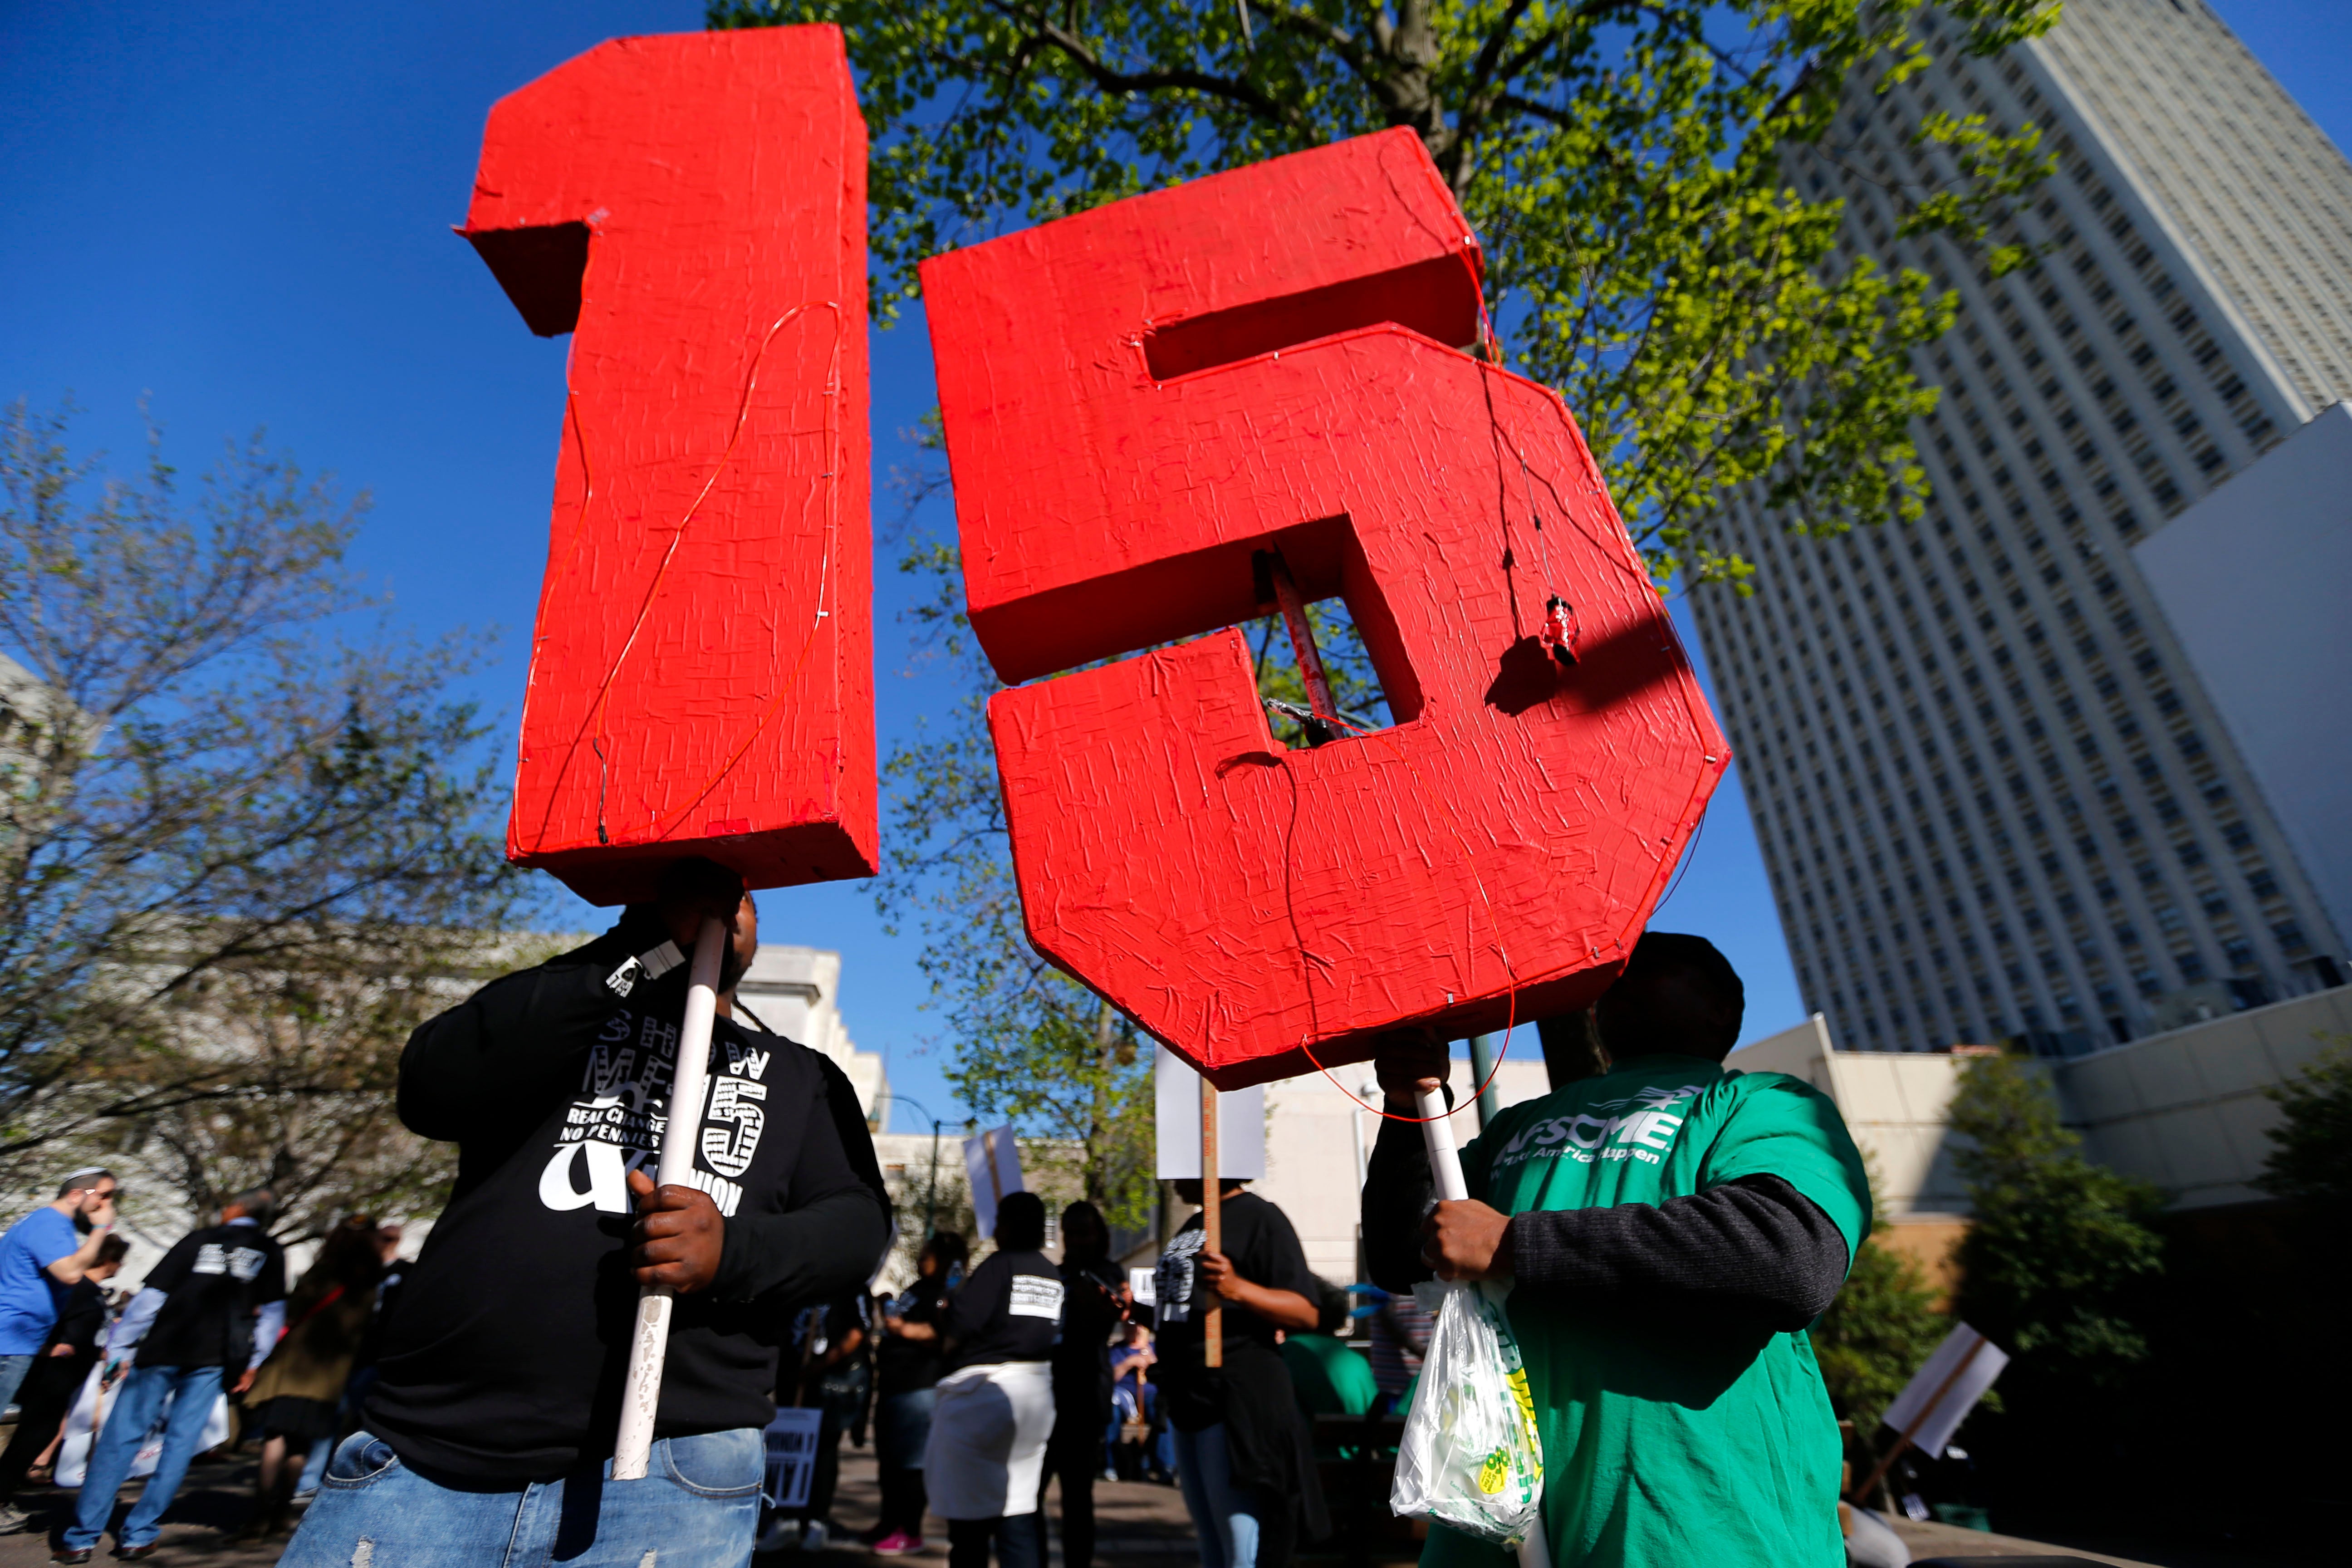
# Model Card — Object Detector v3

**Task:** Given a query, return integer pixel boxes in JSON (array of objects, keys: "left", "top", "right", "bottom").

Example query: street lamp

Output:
[{"left": 872, "top": 1090, "right": 951, "bottom": 1240}]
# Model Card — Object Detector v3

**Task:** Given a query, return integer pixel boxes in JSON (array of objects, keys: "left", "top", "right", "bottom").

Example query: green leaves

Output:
[
  {"left": 876, "top": 531, "right": 1160, "bottom": 1228},
  {"left": 0, "top": 400, "right": 519, "bottom": 1185},
  {"left": 1948, "top": 1053, "right": 2165, "bottom": 1387},
  {"left": 2257, "top": 1035, "right": 2352, "bottom": 1225},
  {"left": 715, "top": 0, "right": 2056, "bottom": 1196},
  {"left": 1810, "top": 1230, "right": 1945, "bottom": 1440},
  {"left": 714, "top": 0, "right": 2055, "bottom": 584}
]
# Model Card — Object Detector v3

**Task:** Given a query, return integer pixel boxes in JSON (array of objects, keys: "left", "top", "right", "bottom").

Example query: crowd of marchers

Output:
[
  {"left": 0, "top": 858, "right": 1873, "bottom": 1568},
  {"left": 0, "top": 1173, "right": 410, "bottom": 1560}
]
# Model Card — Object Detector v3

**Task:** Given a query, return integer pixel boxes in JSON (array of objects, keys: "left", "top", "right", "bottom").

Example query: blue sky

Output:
[{"left": 5, "top": 1, "right": 2345, "bottom": 1133}]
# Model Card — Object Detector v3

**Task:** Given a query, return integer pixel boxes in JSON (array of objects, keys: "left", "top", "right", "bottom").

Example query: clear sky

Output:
[{"left": 5, "top": 1, "right": 2345, "bottom": 1133}]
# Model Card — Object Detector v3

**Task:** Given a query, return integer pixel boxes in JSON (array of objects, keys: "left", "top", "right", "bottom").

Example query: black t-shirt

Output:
[
  {"left": 945, "top": 1249, "right": 1063, "bottom": 1372},
  {"left": 876, "top": 1268, "right": 956, "bottom": 1395},
  {"left": 49, "top": 1279, "right": 110, "bottom": 1362},
  {"left": 795, "top": 1293, "right": 869, "bottom": 1404},
  {"left": 1051, "top": 1256, "right": 1124, "bottom": 1418},
  {"left": 362, "top": 912, "right": 893, "bottom": 1482},
  {"left": 139, "top": 1221, "right": 287, "bottom": 1371},
  {"left": 1151, "top": 1191, "right": 1317, "bottom": 1427}
]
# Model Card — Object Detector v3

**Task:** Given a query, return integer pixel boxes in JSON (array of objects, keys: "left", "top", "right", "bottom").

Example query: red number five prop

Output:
[
  {"left": 463, "top": 27, "right": 874, "bottom": 906},
  {"left": 925, "top": 131, "right": 1728, "bottom": 1087}
]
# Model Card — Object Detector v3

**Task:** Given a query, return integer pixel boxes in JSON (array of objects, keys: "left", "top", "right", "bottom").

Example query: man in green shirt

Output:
[{"left": 1362, "top": 934, "right": 1870, "bottom": 1568}]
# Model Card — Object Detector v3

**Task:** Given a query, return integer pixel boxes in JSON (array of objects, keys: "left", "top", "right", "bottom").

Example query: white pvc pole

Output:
[
  {"left": 613, "top": 913, "right": 727, "bottom": 1481},
  {"left": 1415, "top": 1084, "right": 1553, "bottom": 1568}
]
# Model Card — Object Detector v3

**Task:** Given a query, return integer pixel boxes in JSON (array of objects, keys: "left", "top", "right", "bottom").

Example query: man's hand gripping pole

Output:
[
  {"left": 1414, "top": 1086, "right": 1553, "bottom": 1568},
  {"left": 614, "top": 914, "right": 726, "bottom": 1481}
]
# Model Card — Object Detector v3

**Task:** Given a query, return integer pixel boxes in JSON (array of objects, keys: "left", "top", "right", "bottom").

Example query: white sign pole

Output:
[
  {"left": 1415, "top": 1085, "right": 1552, "bottom": 1568},
  {"left": 613, "top": 913, "right": 727, "bottom": 1481}
]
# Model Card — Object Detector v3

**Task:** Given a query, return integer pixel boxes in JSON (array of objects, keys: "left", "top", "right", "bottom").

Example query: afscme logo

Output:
[{"left": 1495, "top": 1088, "right": 1703, "bottom": 1170}]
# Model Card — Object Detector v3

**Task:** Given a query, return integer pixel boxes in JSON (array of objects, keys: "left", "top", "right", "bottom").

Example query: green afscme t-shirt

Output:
[{"left": 1420, "top": 1054, "right": 1871, "bottom": 1568}]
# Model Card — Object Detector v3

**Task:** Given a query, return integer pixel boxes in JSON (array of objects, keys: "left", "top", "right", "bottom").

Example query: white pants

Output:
[{"left": 922, "top": 1361, "right": 1057, "bottom": 1519}]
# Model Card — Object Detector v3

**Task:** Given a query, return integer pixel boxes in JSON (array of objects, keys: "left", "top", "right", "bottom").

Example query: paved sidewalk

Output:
[
  {"left": 0, "top": 1444, "right": 1203, "bottom": 1568},
  {"left": 0, "top": 1442, "right": 2240, "bottom": 1568}
]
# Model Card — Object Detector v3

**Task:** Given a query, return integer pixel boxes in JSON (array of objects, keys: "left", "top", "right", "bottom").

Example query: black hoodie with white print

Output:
[{"left": 363, "top": 907, "right": 891, "bottom": 1481}]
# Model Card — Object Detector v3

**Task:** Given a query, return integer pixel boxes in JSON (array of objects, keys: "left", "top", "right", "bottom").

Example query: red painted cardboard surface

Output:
[
  {"left": 464, "top": 28, "right": 875, "bottom": 905},
  {"left": 924, "top": 131, "right": 1729, "bottom": 1088}
]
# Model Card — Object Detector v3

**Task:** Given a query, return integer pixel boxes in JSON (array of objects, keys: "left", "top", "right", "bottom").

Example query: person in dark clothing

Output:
[
  {"left": 278, "top": 860, "right": 893, "bottom": 1568},
  {"left": 1149, "top": 1180, "right": 1325, "bottom": 1568},
  {"left": 1040, "top": 1201, "right": 1126, "bottom": 1568},
  {"left": 0, "top": 1234, "right": 125, "bottom": 1533},
  {"left": 926, "top": 1193, "right": 1063, "bottom": 1568},
  {"left": 1360, "top": 932, "right": 1872, "bottom": 1568},
  {"left": 239, "top": 1217, "right": 387, "bottom": 1540},
  {"left": 867, "top": 1231, "right": 967, "bottom": 1554},
  {"left": 787, "top": 1291, "right": 869, "bottom": 1549},
  {"left": 62, "top": 1188, "right": 288, "bottom": 1562}
]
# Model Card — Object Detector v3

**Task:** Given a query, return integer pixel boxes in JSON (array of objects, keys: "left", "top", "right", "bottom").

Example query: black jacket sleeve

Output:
[
  {"left": 1362, "top": 1106, "right": 1441, "bottom": 1295},
  {"left": 1506, "top": 1176, "right": 1850, "bottom": 1329},
  {"left": 399, "top": 908, "right": 676, "bottom": 1142},
  {"left": 1360, "top": 1112, "right": 1849, "bottom": 1329},
  {"left": 709, "top": 1054, "right": 892, "bottom": 1306}
]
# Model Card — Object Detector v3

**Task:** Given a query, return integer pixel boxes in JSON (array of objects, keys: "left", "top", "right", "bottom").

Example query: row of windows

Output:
[
  {"left": 2031, "top": 6, "right": 2352, "bottom": 410},
  {"left": 1698, "top": 45, "right": 2320, "bottom": 1049}
]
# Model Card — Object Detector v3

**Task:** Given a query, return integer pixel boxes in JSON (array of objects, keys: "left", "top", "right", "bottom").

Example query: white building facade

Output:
[
  {"left": 1731, "top": 984, "right": 2352, "bottom": 1216},
  {"left": 1687, "top": 0, "right": 2352, "bottom": 1055},
  {"left": 734, "top": 942, "right": 887, "bottom": 1123}
]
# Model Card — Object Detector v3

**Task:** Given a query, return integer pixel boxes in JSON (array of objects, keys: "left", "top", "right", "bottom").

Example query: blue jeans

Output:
[
  {"left": 67, "top": 1363, "right": 224, "bottom": 1551},
  {"left": 279, "top": 1428, "right": 764, "bottom": 1568},
  {"left": 0, "top": 1354, "right": 34, "bottom": 1417},
  {"left": 296, "top": 1435, "right": 332, "bottom": 1495},
  {"left": 1171, "top": 1424, "right": 1259, "bottom": 1568}
]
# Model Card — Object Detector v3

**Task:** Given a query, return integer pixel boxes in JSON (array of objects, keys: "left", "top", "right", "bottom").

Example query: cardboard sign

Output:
[
  {"left": 462, "top": 28, "right": 876, "bottom": 904},
  {"left": 924, "top": 130, "right": 1727, "bottom": 1087},
  {"left": 761, "top": 1404, "right": 825, "bottom": 1510},
  {"left": 1152, "top": 1045, "right": 1267, "bottom": 1180}
]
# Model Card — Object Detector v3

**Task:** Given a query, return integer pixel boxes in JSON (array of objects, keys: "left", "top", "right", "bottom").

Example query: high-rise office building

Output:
[{"left": 1687, "top": 0, "right": 2352, "bottom": 1053}]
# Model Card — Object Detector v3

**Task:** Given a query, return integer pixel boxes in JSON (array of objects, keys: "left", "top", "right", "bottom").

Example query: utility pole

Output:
[{"left": 1469, "top": 1034, "right": 1504, "bottom": 1130}]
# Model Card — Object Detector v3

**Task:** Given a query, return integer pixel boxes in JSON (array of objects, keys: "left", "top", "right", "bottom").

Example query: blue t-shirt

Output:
[{"left": 0, "top": 1209, "right": 78, "bottom": 1355}]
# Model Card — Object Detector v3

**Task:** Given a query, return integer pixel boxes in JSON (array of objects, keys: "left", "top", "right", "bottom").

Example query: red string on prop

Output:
[
  {"left": 1262, "top": 318, "right": 1703, "bottom": 1127},
  {"left": 1273, "top": 702, "right": 1530, "bottom": 1127},
  {"left": 1466, "top": 328, "right": 1726, "bottom": 970}
]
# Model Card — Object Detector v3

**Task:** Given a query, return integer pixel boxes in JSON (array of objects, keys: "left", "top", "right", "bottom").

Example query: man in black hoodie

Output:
[{"left": 280, "top": 859, "right": 891, "bottom": 1568}]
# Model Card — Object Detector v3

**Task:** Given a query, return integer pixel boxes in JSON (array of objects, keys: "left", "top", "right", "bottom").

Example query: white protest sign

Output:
[
  {"left": 1884, "top": 1322, "right": 2009, "bottom": 1458},
  {"left": 962, "top": 1124, "right": 1023, "bottom": 1239},
  {"left": 1152, "top": 1044, "right": 1265, "bottom": 1180}
]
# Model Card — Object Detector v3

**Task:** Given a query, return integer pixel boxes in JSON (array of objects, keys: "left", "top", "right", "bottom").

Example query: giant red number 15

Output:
[
  {"left": 926, "top": 132, "right": 1728, "bottom": 1087},
  {"left": 463, "top": 28, "right": 875, "bottom": 905}
]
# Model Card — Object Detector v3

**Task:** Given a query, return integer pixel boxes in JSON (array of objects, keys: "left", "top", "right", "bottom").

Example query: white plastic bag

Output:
[{"left": 1389, "top": 1280, "right": 1545, "bottom": 1546}]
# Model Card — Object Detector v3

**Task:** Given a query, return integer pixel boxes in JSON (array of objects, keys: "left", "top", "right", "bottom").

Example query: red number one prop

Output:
[
  {"left": 925, "top": 130, "right": 1728, "bottom": 1089},
  {"left": 463, "top": 27, "right": 876, "bottom": 909},
  {"left": 459, "top": 27, "right": 872, "bottom": 1479}
]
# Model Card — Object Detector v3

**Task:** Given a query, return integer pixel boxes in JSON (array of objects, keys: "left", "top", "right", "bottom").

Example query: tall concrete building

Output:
[{"left": 1687, "top": 0, "right": 2352, "bottom": 1054}]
